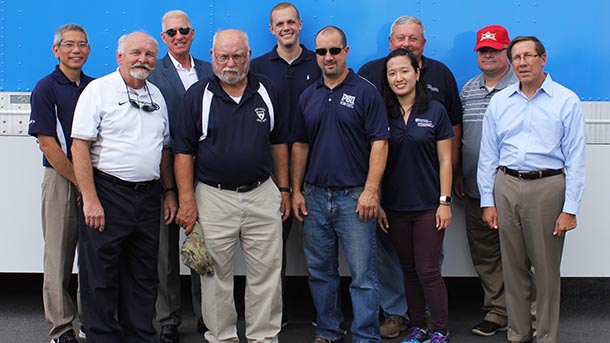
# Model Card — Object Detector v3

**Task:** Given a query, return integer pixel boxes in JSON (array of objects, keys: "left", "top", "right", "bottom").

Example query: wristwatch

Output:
[{"left": 439, "top": 195, "right": 452, "bottom": 203}]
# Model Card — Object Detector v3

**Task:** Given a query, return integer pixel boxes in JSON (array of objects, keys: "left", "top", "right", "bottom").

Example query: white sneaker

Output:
[{"left": 78, "top": 326, "right": 86, "bottom": 339}]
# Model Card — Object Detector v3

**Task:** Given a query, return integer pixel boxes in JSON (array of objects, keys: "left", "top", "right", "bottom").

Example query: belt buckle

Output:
[
  {"left": 134, "top": 182, "right": 149, "bottom": 191},
  {"left": 235, "top": 184, "right": 248, "bottom": 193}
]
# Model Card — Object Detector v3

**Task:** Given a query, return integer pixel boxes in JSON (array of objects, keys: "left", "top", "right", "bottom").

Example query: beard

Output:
[
  {"left": 129, "top": 63, "right": 153, "bottom": 80},
  {"left": 214, "top": 64, "right": 249, "bottom": 85}
]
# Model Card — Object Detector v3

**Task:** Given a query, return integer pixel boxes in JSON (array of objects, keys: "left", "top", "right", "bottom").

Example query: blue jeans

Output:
[
  {"left": 377, "top": 229, "right": 409, "bottom": 321},
  {"left": 302, "top": 183, "right": 380, "bottom": 343}
]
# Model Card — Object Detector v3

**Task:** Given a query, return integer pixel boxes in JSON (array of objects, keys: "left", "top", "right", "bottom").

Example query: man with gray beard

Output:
[
  {"left": 173, "top": 29, "right": 290, "bottom": 343},
  {"left": 71, "top": 31, "right": 177, "bottom": 343}
]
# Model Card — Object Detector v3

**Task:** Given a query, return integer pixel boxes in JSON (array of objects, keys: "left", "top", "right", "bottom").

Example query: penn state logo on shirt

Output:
[
  {"left": 340, "top": 93, "right": 355, "bottom": 109},
  {"left": 415, "top": 118, "right": 434, "bottom": 128},
  {"left": 255, "top": 107, "right": 268, "bottom": 123}
]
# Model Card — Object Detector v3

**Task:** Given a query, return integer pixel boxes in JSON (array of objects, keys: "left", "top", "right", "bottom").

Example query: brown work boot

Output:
[{"left": 380, "top": 315, "right": 408, "bottom": 338}]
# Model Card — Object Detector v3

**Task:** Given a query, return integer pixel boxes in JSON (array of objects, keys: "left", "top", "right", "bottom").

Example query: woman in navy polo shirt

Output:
[{"left": 377, "top": 48, "right": 454, "bottom": 343}]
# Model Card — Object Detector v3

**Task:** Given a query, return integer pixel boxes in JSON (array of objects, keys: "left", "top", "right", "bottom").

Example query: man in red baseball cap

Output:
[{"left": 456, "top": 24, "right": 516, "bottom": 337}]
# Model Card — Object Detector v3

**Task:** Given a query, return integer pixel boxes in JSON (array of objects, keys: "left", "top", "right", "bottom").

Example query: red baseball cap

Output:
[{"left": 474, "top": 25, "right": 510, "bottom": 51}]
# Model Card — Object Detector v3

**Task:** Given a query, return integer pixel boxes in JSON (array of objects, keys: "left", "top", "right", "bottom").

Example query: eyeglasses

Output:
[
  {"left": 214, "top": 54, "right": 247, "bottom": 64},
  {"left": 511, "top": 53, "right": 539, "bottom": 63},
  {"left": 164, "top": 27, "right": 191, "bottom": 37},
  {"left": 59, "top": 41, "right": 89, "bottom": 49},
  {"left": 122, "top": 83, "right": 160, "bottom": 112},
  {"left": 315, "top": 47, "right": 344, "bottom": 56}
]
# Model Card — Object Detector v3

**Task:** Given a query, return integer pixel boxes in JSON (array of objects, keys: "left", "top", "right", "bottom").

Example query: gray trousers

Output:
[
  {"left": 494, "top": 171, "right": 565, "bottom": 343},
  {"left": 156, "top": 205, "right": 202, "bottom": 326}
]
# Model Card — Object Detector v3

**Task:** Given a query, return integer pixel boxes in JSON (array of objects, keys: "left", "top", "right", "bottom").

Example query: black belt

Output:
[
  {"left": 498, "top": 166, "right": 563, "bottom": 180},
  {"left": 201, "top": 176, "right": 269, "bottom": 193},
  {"left": 93, "top": 169, "right": 157, "bottom": 190}
]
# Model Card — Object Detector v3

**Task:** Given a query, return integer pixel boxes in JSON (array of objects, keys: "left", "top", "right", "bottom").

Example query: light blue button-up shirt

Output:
[{"left": 477, "top": 73, "right": 586, "bottom": 214}]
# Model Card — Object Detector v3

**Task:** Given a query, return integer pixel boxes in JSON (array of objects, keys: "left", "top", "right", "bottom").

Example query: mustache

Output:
[
  {"left": 222, "top": 67, "right": 239, "bottom": 73},
  {"left": 130, "top": 62, "right": 154, "bottom": 71}
]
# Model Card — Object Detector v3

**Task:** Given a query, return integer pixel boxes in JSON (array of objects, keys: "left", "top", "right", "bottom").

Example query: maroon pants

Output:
[{"left": 387, "top": 209, "right": 448, "bottom": 334}]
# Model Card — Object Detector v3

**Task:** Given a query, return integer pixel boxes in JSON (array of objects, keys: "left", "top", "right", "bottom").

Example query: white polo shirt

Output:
[{"left": 72, "top": 70, "right": 170, "bottom": 182}]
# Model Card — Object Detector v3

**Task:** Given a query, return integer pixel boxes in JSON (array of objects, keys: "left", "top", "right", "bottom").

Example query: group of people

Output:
[{"left": 28, "top": 2, "right": 585, "bottom": 343}]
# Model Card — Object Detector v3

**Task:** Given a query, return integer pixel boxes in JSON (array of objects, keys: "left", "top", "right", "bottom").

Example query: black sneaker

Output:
[
  {"left": 50, "top": 330, "right": 78, "bottom": 343},
  {"left": 471, "top": 320, "right": 507, "bottom": 337},
  {"left": 196, "top": 318, "right": 207, "bottom": 333},
  {"left": 159, "top": 324, "right": 179, "bottom": 343}
]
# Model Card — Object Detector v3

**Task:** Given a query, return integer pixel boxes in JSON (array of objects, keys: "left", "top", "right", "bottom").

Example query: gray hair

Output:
[
  {"left": 117, "top": 31, "right": 159, "bottom": 54},
  {"left": 53, "top": 24, "right": 88, "bottom": 46},
  {"left": 212, "top": 29, "right": 250, "bottom": 50},
  {"left": 161, "top": 10, "right": 192, "bottom": 31},
  {"left": 390, "top": 16, "right": 426, "bottom": 40}
]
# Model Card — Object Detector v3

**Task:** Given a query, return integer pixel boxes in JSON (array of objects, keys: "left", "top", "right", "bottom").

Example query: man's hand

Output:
[
  {"left": 163, "top": 191, "right": 178, "bottom": 225},
  {"left": 292, "top": 191, "right": 308, "bottom": 222},
  {"left": 176, "top": 197, "right": 198, "bottom": 234},
  {"left": 453, "top": 174, "right": 466, "bottom": 200},
  {"left": 280, "top": 192, "right": 291, "bottom": 221},
  {"left": 554, "top": 212, "right": 577, "bottom": 237},
  {"left": 377, "top": 206, "right": 389, "bottom": 233},
  {"left": 356, "top": 189, "right": 379, "bottom": 221},
  {"left": 83, "top": 198, "right": 105, "bottom": 232},
  {"left": 483, "top": 206, "right": 498, "bottom": 230}
]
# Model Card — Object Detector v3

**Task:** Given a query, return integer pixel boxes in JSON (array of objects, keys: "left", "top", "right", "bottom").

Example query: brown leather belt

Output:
[{"left": 498, "top": 166, "right": 563, "bottom": 180}]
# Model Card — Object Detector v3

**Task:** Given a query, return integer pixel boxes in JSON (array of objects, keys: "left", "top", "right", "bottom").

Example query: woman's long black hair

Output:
[{"left": 380, "top": 48, "right": 430, "bottom": 118}]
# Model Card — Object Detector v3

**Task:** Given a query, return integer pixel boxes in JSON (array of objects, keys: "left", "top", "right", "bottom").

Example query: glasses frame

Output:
[
  {"left": 213, "top": 54, "right": 247, "bottom": 65},
  {"left": 123, "top": 83, "right": 160, "bottom": 112},
  {"left": 164, "top": 27, "right": 192, "bottom": 37},
  {"left": 59, "top": 41, "right": 89, "bottom": 50},
  {"left": 315, "top": 47, "right": 344, "bottom": 56},
  {"left": 511, "top": 53, "right": 540, "bottom": 63}
]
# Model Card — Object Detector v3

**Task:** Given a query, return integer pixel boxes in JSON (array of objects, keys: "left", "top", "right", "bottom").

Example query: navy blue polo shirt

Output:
[
  {"left": 358, "top": 55, "right": 463, "bottom": 125},
  {"left": 28, "top": 65, "right": 94, "bottom": 167},
  {"left": 173, "top": 72, "right": 288, "bottom": 186},
  {"left": 292, "top": 69, "right": 390, "bottom": 188},
  {"left": 381, "top": 100, "right": 454, "bottom": 212},
  {"left": 250, "top": 45, "right": 321, "bottom": 134}
]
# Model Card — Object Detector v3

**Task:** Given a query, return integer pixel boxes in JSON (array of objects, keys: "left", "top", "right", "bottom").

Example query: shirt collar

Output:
[
  {"left": 168, "top": 53, "right": 195, "bottom": 71},
  {"left": 269, "top": 44, "right": 313, "bottom": 65},
  {"left": 315, "top": 68, "right": 357, "bottom": 89}
]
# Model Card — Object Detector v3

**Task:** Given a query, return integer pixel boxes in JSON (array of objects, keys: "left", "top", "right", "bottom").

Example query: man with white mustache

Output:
[
  {"left": 173, "top": 29, "right": 290, "bottom": 343},
  {"left": 71, "top": 31, "right": 176, "bottom": 343}
]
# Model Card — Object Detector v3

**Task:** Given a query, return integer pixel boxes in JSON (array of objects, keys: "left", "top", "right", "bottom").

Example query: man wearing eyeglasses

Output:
[
  {"left": 250, "top": 2, "right": 320, "bottom": 328},
  {"left": 456, "top": 24, "right": 517, "bottom": 338},
  {"left": 357, "top": 15, "right": 463, "bottom": 339},
  {"left": 28, "top": 23, "right": 93, "bottom": 343},
  {"left": 291, "top": 26, "right": 388, "bottom": 343},
  {"left": 71, "top": 31, "right": 177, "bottom": 343},
  {"left": 478, "top": 36, "right": 586, "bottom": 343},
  {"left": 173, "top": 29, "right": 289, "bottom": 343},
  {"left": 148, "top": 10, "right": 214, "bottom": 343}
]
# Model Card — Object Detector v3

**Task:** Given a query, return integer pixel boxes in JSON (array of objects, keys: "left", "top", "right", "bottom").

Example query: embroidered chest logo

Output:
[
  {"left": 340, "top": 93, "right": 356, "bottom": 109},
  {"left": 415, "top": 118, "right": 434, "bottom": 128},
  {"left": 480, "top": 31, "right": 497, "bottom": 41},
  {"left": 427, "top": 83, "right": 439, "bottom": 93},
  {"left": 254, "top": 107, "right": 267, "bottom": 123}
]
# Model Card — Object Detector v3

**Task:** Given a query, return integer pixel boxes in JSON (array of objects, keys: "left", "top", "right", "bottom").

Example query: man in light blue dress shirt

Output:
[{"left": 477, "top": 36, "right": 585, "bottom": 343}]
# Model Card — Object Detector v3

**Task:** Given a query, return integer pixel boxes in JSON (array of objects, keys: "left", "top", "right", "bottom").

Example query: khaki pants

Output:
[
  {"left": 494, "top": 171, "right": 565, "bottom": 343},
  {"left": 41, "top": 167, "right": 82, "bottom": 338},
  {"left": 196, "top": 178, "right": 282, "bottom": 343}
]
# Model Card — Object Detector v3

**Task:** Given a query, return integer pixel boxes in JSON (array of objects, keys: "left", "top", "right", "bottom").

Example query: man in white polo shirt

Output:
[{"left": 71, "top": 31, "right": 177, "bottom": 343}]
